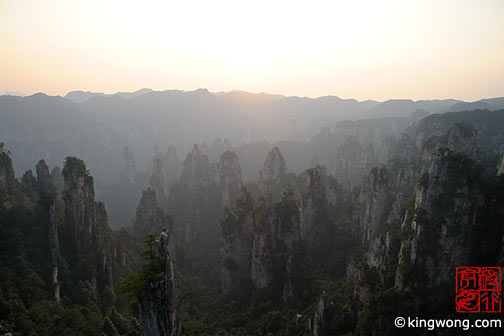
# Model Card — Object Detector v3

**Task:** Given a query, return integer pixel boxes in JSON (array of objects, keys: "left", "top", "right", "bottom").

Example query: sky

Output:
[{"left": 1, "top": 0, "right": 503, "bottom": 101}]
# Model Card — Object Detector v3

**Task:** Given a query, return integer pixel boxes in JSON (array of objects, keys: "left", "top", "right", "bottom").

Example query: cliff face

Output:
[
  {"left": 164, "top": 145, "right": 180, "bottom": 188},
  {"left": 168, "top": 146, "right": 244, "bottom": 267},
  {"left": 216, "top": 150, "right": 242, "bottom": 207},
  {"left": 148, "top": 145, "right": 181, "bottom": 208},
  {"left": 251, "top": 191, "right": 302, "bottom": 301},
  {"left": 308, "top": 292, "right": 326, "bottom": 336},
  {"left": 179, "top": 144, "right": 214, "bottom": 188},
  {"left": 61, "top": 156, "right": 126, "bottom": 290},
  {"left": 395, "top": 150, "right": 484, "bottom": 291},
  {"left": 149, "top": 158, "right": 166, "bottom": 204},
  {"left": 348, "top": 119, "right": 499, "bottom": 308},
  {"left": 220, "top": 188, "right": 254, "bottom": 296},
  {"left": 123, "top": 146, "right": 136, "bottom": 183},
  {"left": 62, "top": 157, "right": 96, "bottom": 254},
  {"left": 299, "top": 165, "right": 341, "bottom": 253},
  {"left": 259, "top": 147, "right": 287, "bottom": 199},
  {"left": 139, "top": 229, "right": 180, "bottom": 336},
  {"left": 220, "top": 187, "right": 306, "bottom": 301},
  {"left": 36, "top": 159, "right": 60, "bottom": 302},
  {"left": 332, "top": 135, "right": 379, "bottom": 189},
  {"left": 0, "top": 146, "right": 17, "bottom": 198},
  {"left": 134, "top": 188, "right": 175, "bottom": 253}
]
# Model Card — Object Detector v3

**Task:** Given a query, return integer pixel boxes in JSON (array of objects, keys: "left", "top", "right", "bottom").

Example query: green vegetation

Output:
[{"left": 121, "top": 234, "right": 165, "bottom": 301}]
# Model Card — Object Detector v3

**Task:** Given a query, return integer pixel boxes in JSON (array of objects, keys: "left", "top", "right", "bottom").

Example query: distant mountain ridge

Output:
[
  {"left": 64, "top": 88, "right": 154, "bottom": 103},
  {"left": 59, "top": 89, "right": 504, "bottom": 118},
  {"left": 1, "top": 88, "right": 503, "bottom": 189}
]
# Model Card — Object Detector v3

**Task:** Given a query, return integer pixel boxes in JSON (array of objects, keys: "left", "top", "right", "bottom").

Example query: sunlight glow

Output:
[{"left": 1, "top": 0, "right": 503, "bottom": 100}]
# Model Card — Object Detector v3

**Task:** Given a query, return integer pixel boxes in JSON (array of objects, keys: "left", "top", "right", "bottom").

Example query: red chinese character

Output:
[
  {"left": 457, "top": 267, "right": 479, "bottom": 291},
  {"left": 455, "top": 267, "right": 502, "bottom": 313},
  {"left": 456, "top": 290, "right": 479, "bottom": 312}
]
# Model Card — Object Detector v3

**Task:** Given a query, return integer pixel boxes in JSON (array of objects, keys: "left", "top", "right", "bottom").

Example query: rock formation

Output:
[
  {"left": 164, "top": 145, "right": 180, "bottom": 188},
  {"left": 36, "top": 159, "right": 60, "bottom": 302},
  {"left": 258, "top": 147, "right": 287, "bottom": 200},
  {"left": 149, "top": 157, "right": 166, "bottom": 204},
  {"left": 0, "top": 145, "right": 16, "bottom": 198},
  {"left": 309, "top": 292, "right": 326, "bottom": 336},
  {"left": 220, "top": 188, "right": 254, "bottom": 296},
  {"left": 139, "top": 228, "right": 180, "bottom": 336},
  {"left": 134, "top": 188, "right": 174, "bottom": 244},
  {"left": 332, "top": 135, "right": 379, "bottom": 189},
  {"left": 179, "top": 144, "right": 214, "bottom": 188},
  {"left": 216, "top": 151, "right": 242, "bottom": 207},
  {"left": 123, "top": 146, "right": 137, "bottom": 183},
  {"left": 395, "top": 149, "right": 484, "bottom": 291},
  {"left": 62, "top": 157, "right": 96, "bottom": 254}
]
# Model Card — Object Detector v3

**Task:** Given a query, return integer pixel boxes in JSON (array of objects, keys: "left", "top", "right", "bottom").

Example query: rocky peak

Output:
[
  {"left": 21, "top": 169, "right": 36, "bottom": 189},
  {"left": 300, "top": 166, "right": 328, "bottom": 245},
  {"left": 259, "top": 147, "right": 286, "bottom": 185},
  {"left": 216, "top": 150, "right": 242, "bottom": 206},
  {"left": 62, "top": 156, "right": 96, "bottom": 254},
  {"left": 139, "top": 228, "right": 180, "bottom": 336},
  {"left": 445, "top": 123, "right": 477, "bottom": 155},
  {"left": 35, "top": 159, "right": 60, "bottom": 302},
  {"left": 332, "top": 135, "right": 379, "bottom": 189},
  {"left": 258, "top": 147, "right": 287, "bottom": 200},
  {"left": 220, "top": 188, "right": 254, "bottom": 296},
  {"left": 251, "top": 190, "right": 302, "bottom": 301},
  {"left": 180, "top": 144, "right": 213, "bottom": 188},
  {"left": 164, "top": 145, "right": 181, "bottom": 187},
  {"left": 149, "top": 157, "right": 166, "bottom": 204},
  {"left": 353, "top": 166, "right": 391, "bottom": 242},
  {"left": 0, "top": 145, "right": 16, "bottom": 197},
  {"left": 50, "top": 166, "right": 64, "bottom": 199},
  {"left": 35, "top": 159, "right": 54, "bottom": 192},
  {"left": 134, "top": 188, "right": 173, "bottom": 239},
  {"left": 395, "top": 149, "right": 484, "bottom": 292},
  {"left": 122, "top": 146, "right": 136, "bottom": 183},
  {"left": 421, "top": 122, "right": 478, "bottom": 161}
]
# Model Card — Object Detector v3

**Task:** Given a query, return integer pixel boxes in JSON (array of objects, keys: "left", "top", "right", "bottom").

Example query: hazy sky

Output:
[{"left": 1, "top": 0, "right": 503, "bottom": 101}]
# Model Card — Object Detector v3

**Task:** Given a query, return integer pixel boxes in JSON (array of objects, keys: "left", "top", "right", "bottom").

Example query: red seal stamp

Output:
[{"left": 456, "top": 267, "right": 501, "bottom": 313}]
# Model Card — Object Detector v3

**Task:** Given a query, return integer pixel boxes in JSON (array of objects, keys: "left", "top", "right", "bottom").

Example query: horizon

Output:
[
  {"left": 2, "top": 87, "right": 503, "bottom": 104},
  {"left": 1, "top": 0, "right": 503, "bottom": 101}
]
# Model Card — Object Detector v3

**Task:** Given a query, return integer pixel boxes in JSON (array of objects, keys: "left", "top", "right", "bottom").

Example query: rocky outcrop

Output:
[
  {"left": 395, "top": 149, "right": 484, "bottom": 291},
  {"left": 164, "top": 145, "right": 180, "bottom": 188},
  {"left": 0, "top": 145, "right": 16, "bottom": 197},
  {"left": 36, "top": 159, "right": 60, "bottom": 302},
  {"left": 61, "top": 156, "right": 122, "bottom": 290},
  {"left": 62, "top": 157, "right": 96, "bottom": 254},
  {"left": 349, "top": 120, "right": 486, "bottom": 302},
  {"left": 220, "top": 187, "right": 306, "bottom": 301},
  {"left": 179, "top": 144, "right": 214, "bottom": 188},
  {"left": 149, "top": 157, "right": 166, "bottom": 204},
  {"left": 353, "top": 167, "right": 391, "bottom": 242},
  {"left": 50, "top": 166, "right": 64, "bottom": 199},
  {"left": 21, "top": 169, "right": 36, "bottom": 189},
  {"left": 123, "top": 146, "right": 137, "bottom": 183},
  {"left": 134, "top": 189, "right": 174, "bottom": 242},
  {"left": 258, "top": 147, "right": 287, "bottom": 200},
  {"left": 300, "top": 166, "right": 335, "bottom": 250},
  {"left": 220, "top": 188, "right": 254, "bottom": 296},
  {"left": 139, "top": 228, "right": 180, "bottom": 336},
  {"left": 309, "top": 292, "right": 326, "bottom": 336},
  {"left": 332, "top": 135, "right": 379, "bottom": 189},
  {"left": 216, "top": 151, "right": 242, "bottom": 207},
  {"left": 498, "top": 154, "right": 504, "bottom": 176},
  {"left": 251, "top": 191, "right": 302, "bottom": 301}
]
